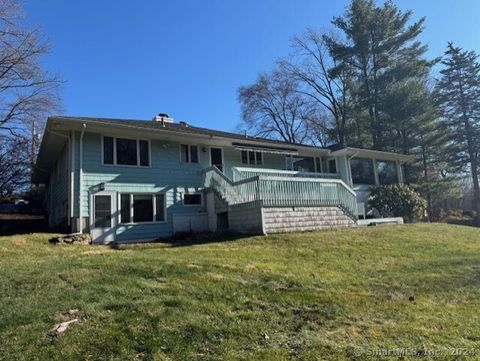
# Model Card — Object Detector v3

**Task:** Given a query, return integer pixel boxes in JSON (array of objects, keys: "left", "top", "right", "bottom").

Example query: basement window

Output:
[
  {"left": 183, "top": 193, "right": 202, "bottom": 206},
  {"left": 119, "top": 193, "right": 165, "bottom": 224}
]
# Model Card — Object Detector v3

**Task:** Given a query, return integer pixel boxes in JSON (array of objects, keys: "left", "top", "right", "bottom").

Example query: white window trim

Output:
[
  {"left": 182, "top": 192, "right": 203, "bottom": 207},
  {"left": 179, "top": 143, "right": 200, "bottom": 164},
  {"left": 118, "top": 192, "right": 166, "bottom": 225},
  {"left": 101, "top": 135, "right": 151, "bottom": 168},
  {"left": 240, "top": 150, "right": 263, "bottom": 166}
]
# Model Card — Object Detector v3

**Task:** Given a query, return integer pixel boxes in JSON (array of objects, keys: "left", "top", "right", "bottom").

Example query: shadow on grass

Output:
[
  {"left": 445, "top": 219, "right": 480, "bottom": 228},
  {"left": 108, "top": 231, "right": 254, "bottom": 250}
]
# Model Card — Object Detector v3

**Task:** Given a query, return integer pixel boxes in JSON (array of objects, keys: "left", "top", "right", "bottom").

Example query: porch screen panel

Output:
[
  {"left": 351, "top": 158, "right": 375, "bottom": 184},
  {"left": 328, "top": 159, "right": 337, "bottom": 173},
  {"left": 290, "top": 156, "right": 315, "bottom": 172},
  {"left": 377, "top": 160, "right": 398, "bottom": 185}
]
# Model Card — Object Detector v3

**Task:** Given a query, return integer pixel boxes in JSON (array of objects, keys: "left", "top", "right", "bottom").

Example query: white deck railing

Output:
[
  {"left": 202, "top": 166, "right": 357, "bottom": 220},
  {"left": 232, "top": 166, "right": 340, "bottom": 181}
]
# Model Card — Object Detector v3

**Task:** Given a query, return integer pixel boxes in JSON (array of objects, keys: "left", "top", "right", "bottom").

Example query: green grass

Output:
[{"left": 1, "top": 224, "right": 480, "bottom": 360}]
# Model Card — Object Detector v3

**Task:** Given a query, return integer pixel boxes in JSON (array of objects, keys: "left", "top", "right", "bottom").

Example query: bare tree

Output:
[
  {"left": 238, "top": 70, "right": 315, "bottom": 144},
  {"left": 0, "top": 0, "right": 61, "bottom": 140},
  {"left": 0, "top": 135, "right": 30, "bottom": 197},
  {"left": 278, "top": 29, "right": 353, "bottom": 145}
]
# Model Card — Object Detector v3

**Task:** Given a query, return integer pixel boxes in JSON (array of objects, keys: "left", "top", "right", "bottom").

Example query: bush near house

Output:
[{"left": 368, "top": 184, "right": 427, "bottom": 222}]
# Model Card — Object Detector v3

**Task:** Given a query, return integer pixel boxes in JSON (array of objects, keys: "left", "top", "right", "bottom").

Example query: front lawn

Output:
[{"left": 1, "top": 224, "right": 479, "bottom": 360}]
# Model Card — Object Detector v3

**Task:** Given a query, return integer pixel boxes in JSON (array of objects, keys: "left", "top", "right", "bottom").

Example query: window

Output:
[
  {"left": 328, "top": 159, "right": 337, "bottom": 174},
  {"left": 139, "top": 140, "right": 149, "bottom": 166},
  {"left": 119, "top": 193, "right": 166, "bottom": 223},
  {"left": 120, "top": 194, "right": 130, "bottom": 224},
  {"left": 350, "top": 158, "right": 375, "bottom": 185},
  {"left": 116, "top": 138, "right": 137, "bottom": 165},
  {"left": 180, "top": 144, "right": 199, "bottom": 163},
  {"left": 103, "top": 136, "right": 114, "bottom": 164},
  {"left": 315, "top": 157, "right": 322, "bottom": 173},
  {"left": 286, "top": 156, "right": 315, "bottom": 172},
  {"left": 241, "top": 150, "right": 262, "bottom": 165},
  {"left": 133, "top": 194, "right": 153, "bottom": 223},
  {"left": 377, "top": 160, "right": 398, "bottom": 185},
  {"left": 184, "top": 193, "right": 202, "bottom": 206},
  {"left": 102, "top": 136, "right": 150, "bottom": 167},
  {"left": 155, "top": 194, "right": 165, "bottom": 222}
]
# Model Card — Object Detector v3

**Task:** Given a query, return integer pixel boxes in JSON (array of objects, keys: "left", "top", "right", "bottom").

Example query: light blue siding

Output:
[
  {"left": 45, "top": 143, "right": 69, "bottom": 227},
  {"left": 75, "top": 130, "right": 348, "bottom": 242},
  {"left": 80, "top": 132, "right": 207, "bottom": 241}
]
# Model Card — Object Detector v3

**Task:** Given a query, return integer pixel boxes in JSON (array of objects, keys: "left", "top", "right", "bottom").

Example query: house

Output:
[{"left": 32, "top": 115, "right": 411, "bottom": 244}]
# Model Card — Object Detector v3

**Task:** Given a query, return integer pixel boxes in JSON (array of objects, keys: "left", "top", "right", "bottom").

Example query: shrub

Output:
[
  {"left": 445, "top": 208, "right": 464, "bottom": 219},
  {"left": 368, "top": 184, "right": 427, "bottom": 222}
]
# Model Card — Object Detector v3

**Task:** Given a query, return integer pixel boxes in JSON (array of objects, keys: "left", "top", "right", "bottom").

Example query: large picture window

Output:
[
  {"left": 350, "top": 158, "right": 375, "bottom": 185},
  {"left": 377, "top": 160, "right": 398, "bottom": 185},
  {"left": 103, "top": 136, "right": 150, "bottom": 167},
  {"left": 119, "top": 193, "right": 165, "bottom": 224},
  {"left": 286, "top": 155, "right": 315, "bottom": 173}
]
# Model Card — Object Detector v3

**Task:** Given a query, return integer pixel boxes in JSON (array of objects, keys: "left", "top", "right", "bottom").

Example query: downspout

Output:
[{"left": 79, "top": 123, "right": 86, "bottom": 233}]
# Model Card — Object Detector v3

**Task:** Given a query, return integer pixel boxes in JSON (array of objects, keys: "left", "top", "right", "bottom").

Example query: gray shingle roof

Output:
[{"left": 51, "top": 115, "right": 323, "bottom": 150}]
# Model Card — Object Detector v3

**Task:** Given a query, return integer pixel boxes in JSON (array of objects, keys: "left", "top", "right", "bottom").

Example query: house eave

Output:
[{"left": 330, "top": 147, "right": 414, "bottom": 162}]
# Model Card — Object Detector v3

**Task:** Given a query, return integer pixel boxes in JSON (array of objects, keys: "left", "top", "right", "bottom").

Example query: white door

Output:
[{"left": 90, "top": 192, "right": 116, "bottom": 244}]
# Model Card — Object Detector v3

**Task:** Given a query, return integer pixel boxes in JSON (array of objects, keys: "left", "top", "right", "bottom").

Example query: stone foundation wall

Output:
[
  {"left": 228, "top": 201, "right": 264, "bottom": 234},
  {"left": 263, "top": 206, "right": 355, "bottom": 234}
]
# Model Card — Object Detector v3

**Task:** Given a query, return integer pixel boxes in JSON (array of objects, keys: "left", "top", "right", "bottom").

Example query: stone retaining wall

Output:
[{"left": 263, "top": 206, "right": 355, "bottom": 234}]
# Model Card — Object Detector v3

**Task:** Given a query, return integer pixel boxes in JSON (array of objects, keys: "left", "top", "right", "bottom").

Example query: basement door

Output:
[{"left": 90, "top": 192, "right": 116, "bottom": 244}]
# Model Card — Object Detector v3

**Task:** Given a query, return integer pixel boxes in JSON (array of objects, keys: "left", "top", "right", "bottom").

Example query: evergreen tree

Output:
[
  {"left": 436, "top": 43, "right": 480, "bottom": 213},
  {"left": 324, "top": 0, "right": 432, "bottom": 150}
]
